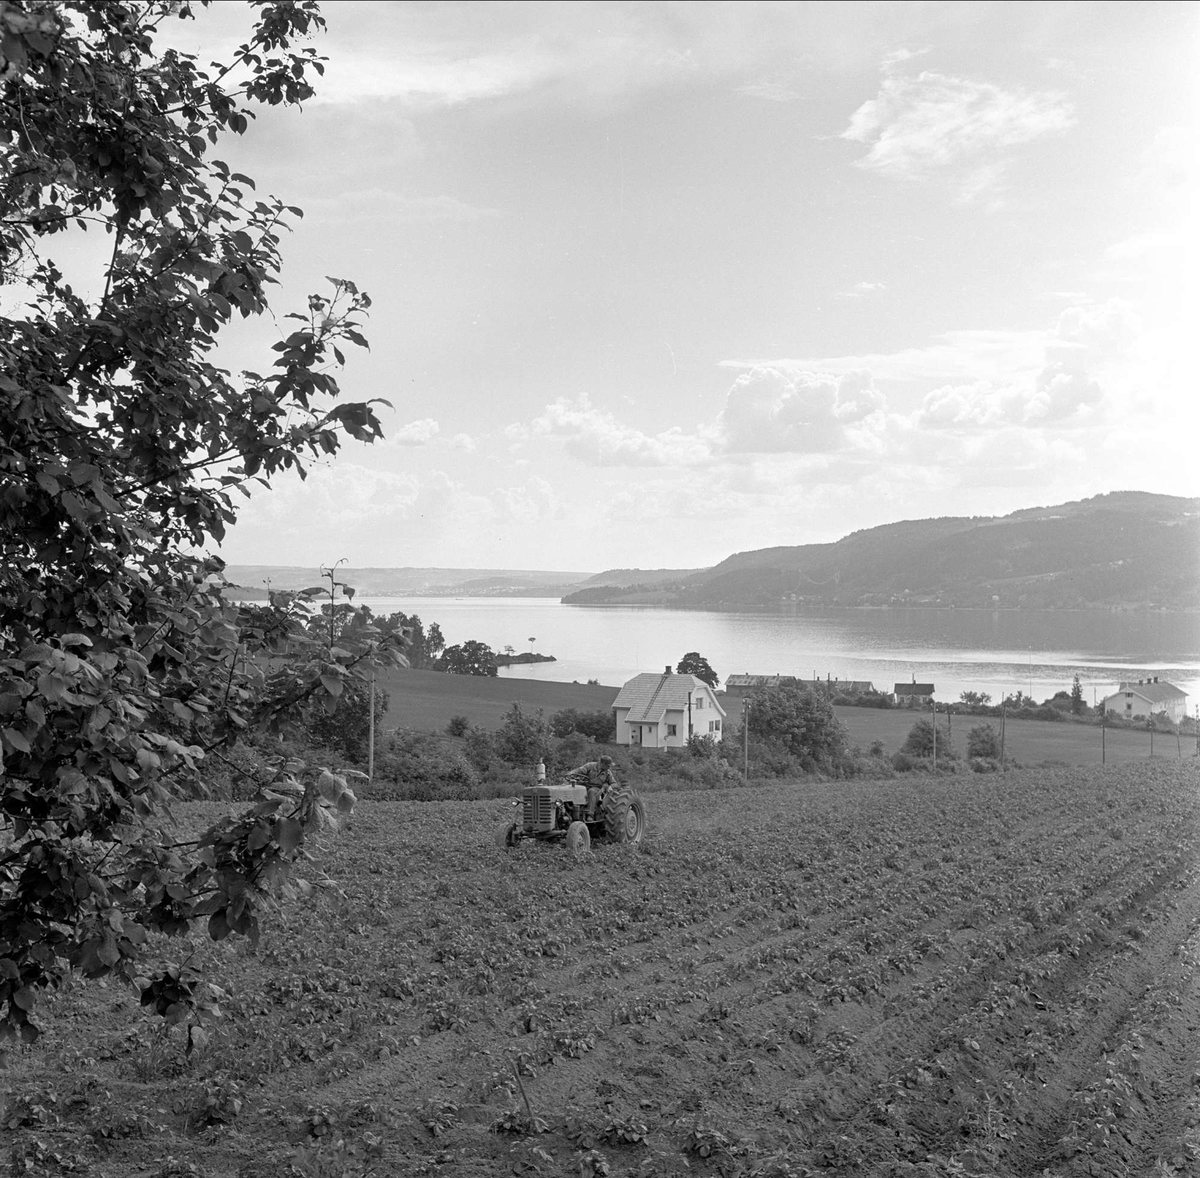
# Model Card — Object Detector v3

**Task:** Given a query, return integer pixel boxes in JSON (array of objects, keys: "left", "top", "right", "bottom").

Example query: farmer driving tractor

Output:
[{"left": 562, "top": 754, "right": 616, "bottom": 820}]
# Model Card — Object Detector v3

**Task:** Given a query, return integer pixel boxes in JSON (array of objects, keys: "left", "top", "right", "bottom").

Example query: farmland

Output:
[
  {"left": 6, "top": 760, "right": 1200, "bottom": 1176},
  {"left": 374, "top": 667, "right": 1186, "bottom": 769}
]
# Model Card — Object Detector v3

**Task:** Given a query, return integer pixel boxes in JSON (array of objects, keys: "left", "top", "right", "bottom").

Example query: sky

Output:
[{"left": 88, "top": 3, "right": 1200, "bottom": 570}]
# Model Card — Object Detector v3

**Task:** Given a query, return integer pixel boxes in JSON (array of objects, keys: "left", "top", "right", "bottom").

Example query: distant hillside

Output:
[
  {"left": 562, "top": 492, "right": 1200, "bottom": 610},
  {"left": 223, "top": 565, "right": 594, "bottom": 599},
  {"left": 563, "top": 567, "right": 704, "bottom": 604}
]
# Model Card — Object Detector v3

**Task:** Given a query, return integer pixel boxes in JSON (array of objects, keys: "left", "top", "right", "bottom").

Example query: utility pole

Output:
[
  {"left": 368, "top": 669, "right": 376, "bottom": 785},
  {"left": 1000, "top": 703, "right": 1006, "bottom": 771},
  {"left": 743, "top": 698, "right": 750, "bottom": 779},
  {"left": 931, "top": 699, "right": 937, "bottom": 769}
]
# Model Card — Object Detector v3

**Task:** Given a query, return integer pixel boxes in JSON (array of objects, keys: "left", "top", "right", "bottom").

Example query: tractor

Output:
[{"left": 495, "top": 762, "right": 646, "bottom": 853}]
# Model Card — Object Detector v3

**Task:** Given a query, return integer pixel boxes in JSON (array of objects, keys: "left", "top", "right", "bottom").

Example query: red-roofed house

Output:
[{"left": 612, "top": 666, "right": 726, "bottom": 748}]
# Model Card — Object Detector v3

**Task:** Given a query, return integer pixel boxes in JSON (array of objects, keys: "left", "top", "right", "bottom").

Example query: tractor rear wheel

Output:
[
  {"left": 602, "top": 786, "right": 646, "bottom": 845},
  {"left": 495, "top": 821, "right": 518, "bottom": 849},
  {"left": 566, "top": 820, "right": 591, "bottom": 855}
]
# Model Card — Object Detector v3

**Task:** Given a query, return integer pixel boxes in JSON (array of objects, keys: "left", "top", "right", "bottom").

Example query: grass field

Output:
[
  {"left": 7, "top": 760, "right": 1199, "bottom": 1176},
  {"left": 377, "top": 668, "right": 1194, "bottom": 769}
]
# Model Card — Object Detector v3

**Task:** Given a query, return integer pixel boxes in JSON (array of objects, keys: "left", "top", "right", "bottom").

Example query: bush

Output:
[
  {"left": 966, "top": 723, "right": 1001, "bottom": 759},
  {"left": 687, "top": 733, "right": 718, "bottom": 759},
  {"left": 746, "top": 686, "right": 851, "bottom": 774},
  {"left": 303, "top": 682, "right": 389, "bottom": 765},
  {"left": 901, "top": 719, "right": 956, "bottom": 759},
  {"left": 464, "top": 727, "right": 496, "bottom": 773},
  {"left": 445, "top": 715, "right": 470, "bottom": 737},
  {"left": 494, "top": 704, "right": 553, "bottom": 769},
  {"left": 370, "top": 732, "right": 479, "bottom": 801},
  {"left": 549, "top": 708, "right": 616, "bottom": 743}
]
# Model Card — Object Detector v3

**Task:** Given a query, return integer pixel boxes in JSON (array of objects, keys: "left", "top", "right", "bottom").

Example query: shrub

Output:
[
  {"left": 494, "top": 704, "right": 553, "bottom": 769},
  {"left": 303, "top": 682, "right": 389, "bottom": 765},
  {"left": 464, "top": 728, "right": 496, "bottom": 773},
  {"left": 746, "top": 686, "right": 851, "bottom": 774},
  {"left": 371, "top": 732, "right": 479, "bottom": 801},
  {"left": 967, "top": 723, "right": 1001, "bottom": 759},
  {"left": 687, "top": 733, "right": 718, "bottom": 759},
  {"left": 901, "top": 719, "right": 956, "bottom": 759},
  {"left": 549, "top": 708, "right": 616, "bottom": 743},
  {"left": 445, "top": 715, "right": 470, "bottom": 737}
]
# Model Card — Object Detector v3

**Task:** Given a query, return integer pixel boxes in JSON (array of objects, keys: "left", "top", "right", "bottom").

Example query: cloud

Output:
[
  {"left": 736, "top": 79, "right": 801, "bottom": 102},
  {"left": 521, "top": 395, "right": 710, "bottom": 467},
  {"left": 837, "top": 281, "right": 886, "bottom": 298},
  {"left": 718, "top": 368, "right": 885, "bottom": 454},
  {"left": 842, "top": 70, "right": 1074, "bottom": 199},
  {"left": 391, "top": 418, "right": 440, "bottom": 446},
  {"left": 915, "top": 364, "right": 1103, "bottom": 431},
  {"left": 448, "top": 433, "right": 478, "bottom": 452},
  {"left": 1050, "top": 297, "right": 1141, "bottom": 364},
  {"left": 724, "top": 328, "right": 1048, "bottom": 385}
]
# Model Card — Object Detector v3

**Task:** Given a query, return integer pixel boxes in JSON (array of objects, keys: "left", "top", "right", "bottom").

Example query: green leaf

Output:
[{"left": 273, "top": 816, "right": 303, "bottom": 856}]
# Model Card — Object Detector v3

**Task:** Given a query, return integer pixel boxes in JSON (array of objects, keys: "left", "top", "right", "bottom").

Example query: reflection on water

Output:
[{"left": 359, "top": 598, "right": 1200, "bottom": 706}]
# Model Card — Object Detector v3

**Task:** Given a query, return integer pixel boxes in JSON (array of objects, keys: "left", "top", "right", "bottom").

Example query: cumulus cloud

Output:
[
  {"left": 391, "top": 418, "right": 441, "bottom": 446},
  {"left": 521, "top": 395, "right": 710, "bottom": 466},
  {"left": 1050, "top": 297, "right": 1141, "bottom": 363},
  {"left": 719, "top": 368, "right": 885, "bottom": 455},
  {"left": 842, "top": 70, "right": 1074, "bottom": 199},
  {"left": 916, "top": 364, "right": 1103, "bottom": 431}
]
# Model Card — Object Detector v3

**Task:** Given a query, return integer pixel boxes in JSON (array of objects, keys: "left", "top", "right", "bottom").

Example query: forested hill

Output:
[{"left": 561, "top": 492, "right": 1200, "bottom": 610}]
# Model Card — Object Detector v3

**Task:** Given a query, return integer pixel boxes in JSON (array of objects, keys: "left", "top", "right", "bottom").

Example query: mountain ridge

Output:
[{"left": 561, "top": 492, "right": 1200, "bottom": 610}]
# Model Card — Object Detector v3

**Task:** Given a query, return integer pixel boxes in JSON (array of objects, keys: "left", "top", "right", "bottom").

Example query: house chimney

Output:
[{"left": 665, "top": 665, "right": 672, "bottom": 675}]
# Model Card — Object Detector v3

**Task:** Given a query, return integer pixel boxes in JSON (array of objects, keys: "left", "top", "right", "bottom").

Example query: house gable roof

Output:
[
  {"left": 894, "top": 683, "right": 935, "bottom": 695},
  {"left": 1112, "top": 680, "right": 1187, "bottom": 704},
  {"left": 613, "top": 672, "right": 726, "bottom": 723}
]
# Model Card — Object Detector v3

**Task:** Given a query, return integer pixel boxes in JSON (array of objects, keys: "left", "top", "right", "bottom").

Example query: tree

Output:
[
  {"left": 438, "top": 640, "right": 498, "bottom": 677},
  {"left": 746, "top": 686, "right": 849, "bottom": 771},
  {"left": 959, "top": 690, "right": 992, "bottom": 708},
  {"left": 677, "top": 651, "right": 719, "bottom": 688},
  {"left": 0, "top": 1, "right": 400, "bottom": 1045},
  {"left": 1070, "top": 674, "right": 1085, "bottom": 715}
]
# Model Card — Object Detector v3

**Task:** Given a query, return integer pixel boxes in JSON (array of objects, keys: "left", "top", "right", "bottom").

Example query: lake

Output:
[{"left": 356, "top": 597, "right": 1200, "bottom": 709}]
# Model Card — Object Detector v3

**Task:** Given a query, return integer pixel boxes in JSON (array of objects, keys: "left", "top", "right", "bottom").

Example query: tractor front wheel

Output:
[
  {"left": 495, "top": 821, "right": 518, "bottom": 850},
  {"left": 601, "top": 786, "right": 646, "bottom": 845},
  {"left": 566, "top": 820, "right": 591, "bottom": 855}
]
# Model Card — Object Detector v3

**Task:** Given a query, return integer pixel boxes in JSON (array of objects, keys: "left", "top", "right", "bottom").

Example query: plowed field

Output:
[{"left": 8, "top": 761, "right": 1200, "bottom": 1177}]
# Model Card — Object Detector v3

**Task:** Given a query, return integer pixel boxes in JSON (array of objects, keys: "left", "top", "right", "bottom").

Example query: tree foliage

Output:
[
  {"left": 549, "top": 708, "right": 615, "bottom": 743},
  {"left": 745, "top": 686, "right": 848, "bottom": 771},
  {"left": 966, "top": 723, "right": 1001, "bottom": 759},
  {"left": 676, "top": 652, "right": 719, "bottom": 688},
  {"left": 0, "top": 0, "right": 401, "bottom": 1045},
  {"left": 901, "top": 719, "right": 955, "bottom": 759},
  {"left": 437, "top": 640, "right": 498, "bottom": 677}
]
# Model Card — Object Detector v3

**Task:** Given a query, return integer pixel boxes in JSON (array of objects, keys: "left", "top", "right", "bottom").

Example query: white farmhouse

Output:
[
  {"left": 612, "top": 666, "right": 726, "bottom": 748},
  {"left": 1101, "top": 677, "right": 1188, "bottom": 723}
]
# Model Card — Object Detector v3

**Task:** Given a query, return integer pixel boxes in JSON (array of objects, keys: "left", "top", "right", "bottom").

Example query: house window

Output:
[
  {"left": 695, "top": 697, "right": 704, "bottom": 709},
  {"left": 667, "top": 724, "right": 677, "bottom": 736},
  {"left": 708, "top": 720, "right": 720, "bottom": 733}
]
